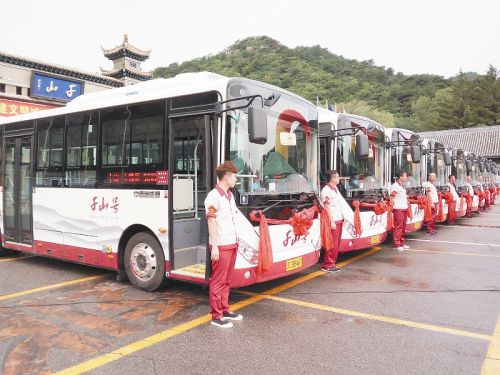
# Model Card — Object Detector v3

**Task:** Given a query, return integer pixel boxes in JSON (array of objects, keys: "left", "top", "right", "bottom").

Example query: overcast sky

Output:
[{"left": 2, "top": 0, "right": 499, "bottom": 78}]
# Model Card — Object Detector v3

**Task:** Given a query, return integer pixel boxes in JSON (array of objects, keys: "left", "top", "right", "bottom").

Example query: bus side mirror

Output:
[
  {"left": 248, "top": 106, "right": 267, "bottom": 144},
  {"left": 410, "top": 145, "right": 421, "bottom": 163},
  {"left": 355, "top": 133, "right": 369, "bottom": 158},
  {"left": 465, "top": 160, "right": 472, "bottom": 172},
  {"left": 479, "top": 162, "right": 485, "bottom": 172},
  {"left": 308, "top": 119, "right": 318, "bottom": 129},
  {"left": 444, "top": 152, "right": 452, "bottom": 166}
]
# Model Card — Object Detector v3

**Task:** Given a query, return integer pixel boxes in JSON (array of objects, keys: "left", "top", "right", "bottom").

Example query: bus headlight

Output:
[{"left": 238, "top": 239, "right": 258, "bottom": 265}]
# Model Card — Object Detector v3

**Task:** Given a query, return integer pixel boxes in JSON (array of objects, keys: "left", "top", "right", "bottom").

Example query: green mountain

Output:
[{"left": 154, "top": 36, "right": 499, "bottom": 130}]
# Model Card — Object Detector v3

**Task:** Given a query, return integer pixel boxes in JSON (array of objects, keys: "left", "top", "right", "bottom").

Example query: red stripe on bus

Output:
[{"left": 4, "top": 240, "right": 118, "bottom": 270}]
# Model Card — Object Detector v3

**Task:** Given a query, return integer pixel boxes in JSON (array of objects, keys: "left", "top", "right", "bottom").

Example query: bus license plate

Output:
[
  {"left": 414, "top": 222, "right": 421, "bottom": 230},
  {"left": 286, "top": 257, "right": 303, "bottom": 272},
  {"left": 370, "top": 235, "right": 381, "bottom": 244}
]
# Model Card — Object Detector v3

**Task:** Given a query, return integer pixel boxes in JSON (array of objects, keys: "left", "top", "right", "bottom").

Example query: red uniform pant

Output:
[
  {"left": 322, "top": 220, "right": 343, "bottom": 269},
  {"left": 466, "top": 202, "right": 472, "bottom": 218},
  {"left": 392, "top": 209, "right": 408, "bottom": 247},
  {"left": 209, "top": 245, "right": 237, "bottom": 320},
  {"left": 427, "top": 203, "right": 438, "bottom": 233}
]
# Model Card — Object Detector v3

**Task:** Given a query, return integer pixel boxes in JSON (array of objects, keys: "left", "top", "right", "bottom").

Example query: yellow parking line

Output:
[
  {"left": 53, "top": 247, "right": 382, "bottom": 374},
  {"left": 0, "top": 275, "right": 106, "bottom": 302},
  {"left": 481, "top": 315, "right": 500, "bottom": 375},
  {"left": 262, "top": 294, "right": 492, "bottom": 342},
  {"left": 0, "top": 256, "right": 29, "bottom": 263},
  {"left": 408, "top": 249, "right": 500, "bottom": 258}
]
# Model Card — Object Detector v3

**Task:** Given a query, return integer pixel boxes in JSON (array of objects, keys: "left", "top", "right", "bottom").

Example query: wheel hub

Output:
[{"left": 130, "top": 243, "right": 157, "bottom": 280}]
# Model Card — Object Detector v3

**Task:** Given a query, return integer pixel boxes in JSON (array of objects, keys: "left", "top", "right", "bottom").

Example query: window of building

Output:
[
  {"left": 0, "top": 83, "right": 5, "bottom": 93},
  {"left": 16, "top": 86, "right": 22, "bottom": 95}
]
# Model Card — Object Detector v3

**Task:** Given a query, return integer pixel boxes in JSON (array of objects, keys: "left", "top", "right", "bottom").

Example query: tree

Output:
[
  {"left": 411, "top": 95, "right": 437, "bottom": 131},
  {"left": 476, "top": 65, "right": 500, "bottom": 124},
  {"left": 153, "top": 36, "right": 498, "bottom": 131}
]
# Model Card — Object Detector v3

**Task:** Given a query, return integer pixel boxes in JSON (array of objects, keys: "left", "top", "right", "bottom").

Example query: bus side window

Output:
[
  {"left": 36, "top": 116, "right": 64, "bottom": 187},
  {"left": 99, "top": 100, "right": 165, "bottom": 187},
  {"left": 65, "top": 111, "right": 98, "bottom": 188}
]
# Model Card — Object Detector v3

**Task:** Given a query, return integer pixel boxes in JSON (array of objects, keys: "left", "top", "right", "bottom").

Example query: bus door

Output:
[
  {"left": 319, "top": 122, "right": 333, "bottom": 187},
  {"left": 168, "top": 114, "right": 215, "bottom": 280},
  {"left": 3, "top": 135, "right": 33, "bottom": 247}
]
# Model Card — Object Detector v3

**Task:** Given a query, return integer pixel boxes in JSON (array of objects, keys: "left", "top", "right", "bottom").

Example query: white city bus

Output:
[
  {"left": 448, "top": 148, "right": 468, "bottom": 218},
  {"left": 421, "top": 139, "right": 452, "bottom": 222},
  {"left": 385, "top": 128, "right": 425, "bottom": 232},
  {"left": 318, "top": 108, "right": 388, "bottom": 252},
  {"left": 0, "top": 72, "right": 321, "bottom": 291},
  {"left": 465, "top": 152, "right": 481, "bottom": 212}
]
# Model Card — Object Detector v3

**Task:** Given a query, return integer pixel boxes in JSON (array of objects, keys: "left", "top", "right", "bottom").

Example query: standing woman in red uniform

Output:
[{"left": 205, "top": 161, "right": 243, "bottom": 328}]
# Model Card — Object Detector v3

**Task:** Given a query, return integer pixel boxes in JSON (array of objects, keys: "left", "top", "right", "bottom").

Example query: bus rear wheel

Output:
[{"left": 124, "top": 232, "right": 166, "bottom": 291}]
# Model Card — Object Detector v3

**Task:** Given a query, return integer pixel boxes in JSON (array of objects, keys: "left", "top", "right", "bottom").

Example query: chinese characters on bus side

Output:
[{"left": 90, "top": 197, "right": 119, "bottom": 213}]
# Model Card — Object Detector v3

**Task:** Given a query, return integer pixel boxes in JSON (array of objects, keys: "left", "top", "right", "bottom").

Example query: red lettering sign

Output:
[{"left": 0, "top": 99, "right": 55, "bottom": 117}]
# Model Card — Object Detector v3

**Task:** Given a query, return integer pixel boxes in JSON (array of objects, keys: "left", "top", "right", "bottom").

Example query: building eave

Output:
[
  {"left": 0, "top": 51, "right": 124, "bottom": 87},
  {"left": 101, "top": 68, "right": 153, "bottom": 80}
]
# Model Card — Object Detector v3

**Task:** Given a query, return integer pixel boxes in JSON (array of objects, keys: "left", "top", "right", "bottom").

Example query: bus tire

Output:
[
  {"left": 0, "top": 247, "right": 6, "bottom": 257},
  {"left": 124, "top": 232, "right": 166, "bottom": 291}
]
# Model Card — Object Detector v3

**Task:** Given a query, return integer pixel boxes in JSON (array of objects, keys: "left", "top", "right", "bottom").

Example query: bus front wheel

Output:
[{"left": 124, "top": 232, "right": 166, "bottom": 291}]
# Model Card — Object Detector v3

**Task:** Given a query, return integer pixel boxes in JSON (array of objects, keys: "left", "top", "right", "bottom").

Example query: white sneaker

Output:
[
  {"left": 211, "top": 319, "right": 233, "bottom": 328},
  {"left": 221, "top": 311, "right": 243, "bottom": 321},
  {"left": 402, "top": 245, "right": 410, "bottom": 249},
  {"left": 393, "top": 246, "right": 405, "bottom": 251}
]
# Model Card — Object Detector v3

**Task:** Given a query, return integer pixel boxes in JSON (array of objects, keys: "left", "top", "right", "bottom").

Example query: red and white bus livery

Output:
[
  {"left": 385, "top": 128, "right": 425, "bottom": 232},
  {"left": 0, "top": 72, "right": 321, "bottom": 291},
  {"left": 318, "top": 108, "right": 388, "bottom": 252}
]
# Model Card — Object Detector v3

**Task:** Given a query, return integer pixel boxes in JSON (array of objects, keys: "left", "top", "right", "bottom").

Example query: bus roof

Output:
[
  {"left": 317, "top": 107, "right": 385, "bottom": 130},
  {"left": 0, "top": 71, "right": 230, "bottom": 125},
  {"left": 0, "top": 72, "right": 316, "bottom": 126}
]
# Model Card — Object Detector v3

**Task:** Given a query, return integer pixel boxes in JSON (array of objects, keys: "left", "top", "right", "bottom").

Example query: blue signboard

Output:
[{"left": 31, "top": 73, "right": 84, "bottom": 102}]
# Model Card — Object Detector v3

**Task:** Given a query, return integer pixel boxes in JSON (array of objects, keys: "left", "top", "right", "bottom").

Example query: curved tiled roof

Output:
[
  {"left": 101, "top": 68, "right": 153, "bottom": 80},
  {"left": 101, "top": 34, "right": 151, "bottom": 61},
  {"left": 418, "top": 125, "right": 500, "bottom": 158},
  {"left": 0, "top": 50, "right": 123, "bottom": 87}
]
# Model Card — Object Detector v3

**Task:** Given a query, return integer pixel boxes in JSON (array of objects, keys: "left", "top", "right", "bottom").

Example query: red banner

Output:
[{"left": 0, "top": 99, "right": 55, "bottom": 117}]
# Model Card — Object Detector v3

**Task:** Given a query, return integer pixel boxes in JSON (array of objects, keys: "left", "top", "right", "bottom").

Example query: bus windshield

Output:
[
  {"left": 393, "top": 145, "right": 421, "bottom": 188},
  {"left": 337, "top": 116, "right": 385, "bottom": 191},
  {"left": 227, "top": 81, "right": 318, "bottom": 195},
  {"left": 456, "top": 159, "right": 465, "bottom": 186},
  {"left": 471, "top": 162, "right": 479, "bottom": 184},
  {"left": 429, "top": 152, "right": 447, "bottom": 187},
  {"left": 452, "top": 151, "right": 465, "bottom": 186}
]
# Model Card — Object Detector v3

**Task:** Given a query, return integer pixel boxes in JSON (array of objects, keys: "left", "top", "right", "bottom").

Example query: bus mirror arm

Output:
[{"left": 214, "top": 95, "right": 265, "bottom": 115}]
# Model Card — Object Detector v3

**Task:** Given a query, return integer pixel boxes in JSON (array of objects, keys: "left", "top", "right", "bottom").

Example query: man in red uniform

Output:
[
  {"left": 320, "top": 170, "right": 345, "bottom": 272},
  {"left": 464, "top": 175, "right": 475, "bottom": 218},
  {"left": 423, "top": 173, "right": 439, "bottom": 235},
  {"left": 447, "top": 175, "right": 459, "bottom": 225},
  {"left": 205, "top": 161, "right": 243, "bottom": 328},
  {"left": 390, "top": 171, "right": 410, "bottom": 251}
]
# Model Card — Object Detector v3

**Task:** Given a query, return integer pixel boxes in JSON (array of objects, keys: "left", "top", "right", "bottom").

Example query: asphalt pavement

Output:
[{"left": 0, "top": 206, "right": 499, "bottom": 375}]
